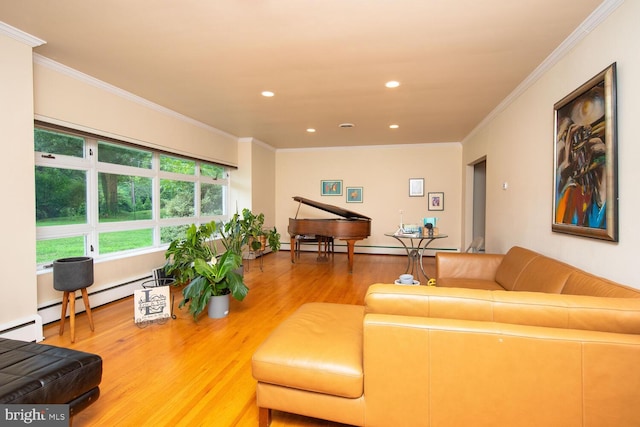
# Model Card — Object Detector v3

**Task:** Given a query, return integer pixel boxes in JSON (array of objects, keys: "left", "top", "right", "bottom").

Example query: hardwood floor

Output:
[{"left": 43, "top": 251, "right": 434, "bottom": 427}]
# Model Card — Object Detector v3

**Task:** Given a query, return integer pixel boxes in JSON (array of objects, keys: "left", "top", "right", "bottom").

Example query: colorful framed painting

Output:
[
  {"left": 552, "top": 63, "right": 618, "bottom": 241},
  {"left": 409, "top": 178, "right": 424, "bottom": 197},
  {"left": 321, "top": 180, "right": 343, "bottom": 196},
  {"left": 346, "top": 187, "right": 363, "bottom": 203},
  {"left": 428, "top": 192, "right": 444, "bottom": 211}
]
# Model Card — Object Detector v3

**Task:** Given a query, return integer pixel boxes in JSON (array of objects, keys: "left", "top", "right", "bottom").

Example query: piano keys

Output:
[{"left": 288, "top": 196, "right": 372, "bottom": 273}]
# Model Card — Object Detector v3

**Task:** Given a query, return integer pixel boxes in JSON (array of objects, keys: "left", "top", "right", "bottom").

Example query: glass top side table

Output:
[{"left": 385, "top": 232, "right": 448, "bottom": 282}]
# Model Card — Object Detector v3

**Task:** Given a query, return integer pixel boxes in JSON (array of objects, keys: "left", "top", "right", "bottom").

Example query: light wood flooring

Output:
[{"left": 42, "top": 250, "right": 435, "bottom": 427}]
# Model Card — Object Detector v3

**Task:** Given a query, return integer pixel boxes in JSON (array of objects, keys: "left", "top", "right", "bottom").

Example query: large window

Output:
[{"left": 34, "top": 126, "right": 229, "bottom": 268}]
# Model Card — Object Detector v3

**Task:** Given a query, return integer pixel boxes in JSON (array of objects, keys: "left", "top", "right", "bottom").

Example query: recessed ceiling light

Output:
[
  {"left": 389, "top": 124, "right": 399, "bottom": 129},
  {"left": 385, "top": 81, "right": 400, "bottom": 88},
  {"left": 306, "top": 128, "right": 316, "bottom": 133},
  {"left": 261, "top": 91, "right": 275, "bottom": 97},
  {"left": 338, "top": 123, "right": 355, "bottom": 128}
]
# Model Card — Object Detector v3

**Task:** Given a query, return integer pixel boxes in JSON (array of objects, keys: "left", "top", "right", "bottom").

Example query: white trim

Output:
[
  {"left": 463, "top": 0, "right": 623, "bottom": 143},
  {"left": 0, "top": 315, "right": 44, "bottom": 342},
  {"left": 0, "top": 21, "right": 46, "bottom": 47},
  {"left": 38, "top": 276, "right": 150, "bottom": 326},
  {"left": 239, "top": 137, "right": 276, "bottom": 152},
  {"left": 277, "top": 141, "right": 461, "bottom": 153}
]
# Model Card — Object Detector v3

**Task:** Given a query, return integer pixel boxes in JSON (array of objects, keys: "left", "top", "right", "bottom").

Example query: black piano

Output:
[{"left": 288, "top": 196, "right": 372, "bottom": 273}]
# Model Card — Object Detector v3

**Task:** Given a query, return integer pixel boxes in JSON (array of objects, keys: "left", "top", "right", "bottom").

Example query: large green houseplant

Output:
[
  {"left": 164, "top": 221, "right": 216, "bottom": 285},
  {"left": 164, "top": 220, "right": 249, "bottom": 319},
  {"left": 179, "top": 250, "right": 248, "bottom": 319}
]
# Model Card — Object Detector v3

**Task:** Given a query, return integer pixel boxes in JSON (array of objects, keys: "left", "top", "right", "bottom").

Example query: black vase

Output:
[{"left": 53, "top": 257, "right": 94, "bottom": 291}]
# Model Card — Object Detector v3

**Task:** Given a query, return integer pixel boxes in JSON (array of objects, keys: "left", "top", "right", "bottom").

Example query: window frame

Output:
[{"left": 34, "top": 124, "right": 230, "bottom": 268}]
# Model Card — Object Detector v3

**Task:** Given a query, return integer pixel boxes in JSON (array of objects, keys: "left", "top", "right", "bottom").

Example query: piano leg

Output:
[
  {"left": 344, "top": 239, "right": 356, "bottom": 273},
  {"left": 290, "top": 236, "right": 296, "bottom": 263}
]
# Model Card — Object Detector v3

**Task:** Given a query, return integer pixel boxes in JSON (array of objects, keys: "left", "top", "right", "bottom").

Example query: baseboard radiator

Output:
[
  {"left": 0, "top": 315, "right": 44, "bottom": 342},
  {"left": 37, "top": 276, "right": 151, "bottom": 328}
]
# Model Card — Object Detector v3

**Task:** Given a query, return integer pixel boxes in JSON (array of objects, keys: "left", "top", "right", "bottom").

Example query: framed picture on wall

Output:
[
  {"left": 409, "top": 178, "right": 424, "bottom": 197},
  {"left": 428, "top": 192, "right": 444, "bottom": 211},
  {"left": 346, "top": 187, "right": 363, "bottom": 203},
  {"left": 552, "top": 63, "right": 618, "bottom": 241},
  {"left": 321, "top": 180, "right": 343, "bottom": 196}
]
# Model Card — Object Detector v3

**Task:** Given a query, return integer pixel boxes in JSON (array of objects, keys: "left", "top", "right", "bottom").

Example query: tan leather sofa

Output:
[{"left": 252, "top": 247, "right": 640, "bottom": 426}]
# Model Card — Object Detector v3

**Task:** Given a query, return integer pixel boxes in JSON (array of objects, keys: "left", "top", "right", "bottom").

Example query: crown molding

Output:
[
  {"left": 277, "top": 141, "right": 461, "bottom": 153},
  {"left": 464, "top": 0, "right": 624, "bottom": 143},
  {"left": 0, "top": 21, "right": 46, "bottom": 47}
]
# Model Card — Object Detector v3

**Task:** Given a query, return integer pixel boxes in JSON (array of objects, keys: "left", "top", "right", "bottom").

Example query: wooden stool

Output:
[
  {"left": 59, "top": 288, "right": 95, "bottom": 343},
  {"left": 53, "top": 257, "right": 95, "bottom": 343}
]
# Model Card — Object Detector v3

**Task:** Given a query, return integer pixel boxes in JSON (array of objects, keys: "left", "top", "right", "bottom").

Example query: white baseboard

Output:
[
  {"left": 38, "top": 276, "right": 150, "bottom": 326},
  {"left": 0, "top": 315, "right": 44, "bottom": 342},
  {"left": 281, "top": 243, "right": 458, "bottom": 257}
]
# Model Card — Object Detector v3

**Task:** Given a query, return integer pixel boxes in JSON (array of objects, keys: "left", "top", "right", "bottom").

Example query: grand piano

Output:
[{"left": 288, "top": 196, "right": 371, "bottom": 273}]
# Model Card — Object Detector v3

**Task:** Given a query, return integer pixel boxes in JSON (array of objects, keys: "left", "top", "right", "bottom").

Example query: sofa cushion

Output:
[
  {"left": 511, "top": 256, "right": 574, "bottom": 293},
  {"left": 494, "top": 246, "right": 539, "bottom": 290},
  {"left": 563, "top": 271, "right": 640, "bottom": 298},
  {"left": 252, "top": 303, "right": 364, "bottom": 399}
]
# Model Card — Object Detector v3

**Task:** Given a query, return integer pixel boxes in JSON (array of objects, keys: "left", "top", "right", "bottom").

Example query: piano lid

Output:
[{"left": 293, "top": 196, "right": 371, "bottom": 220}]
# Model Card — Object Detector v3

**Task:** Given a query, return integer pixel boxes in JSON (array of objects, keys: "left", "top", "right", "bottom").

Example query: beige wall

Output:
[
  {"left": 251, "top": 140, "right": 277, "bottom": 228},
  {"left": 275, "top": 143, "right": 462, "bottom": 253},
  {"left": 0, "top": 34, "right": 38, "bottom": 327},
  {"left": 463, "top": 0, "right": 640, "bottom": 288},
  {"left": 232, "top": 138, "right": 277, "bottom": 227},
  {"left": 33, "top": 58, "right": 238, "bottom": 166}
]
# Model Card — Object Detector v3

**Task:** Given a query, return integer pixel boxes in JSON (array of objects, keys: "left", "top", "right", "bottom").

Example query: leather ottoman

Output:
[{"left": 0, "top": 338, "right": 102, "bottom": 416}]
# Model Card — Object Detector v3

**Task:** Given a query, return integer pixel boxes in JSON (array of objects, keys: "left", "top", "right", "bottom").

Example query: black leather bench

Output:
[{"left": 0, "top": 338, "right": 102, "bottom": 416}]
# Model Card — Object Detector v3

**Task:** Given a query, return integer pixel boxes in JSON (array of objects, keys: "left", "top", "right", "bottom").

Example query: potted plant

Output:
[
  {"left": 164, "top": 221, "right": 216, "bottom": 285},
  {"left": 164, "top": 220, "right": 249, "bottom": 319},
  {"left": 218, "top": 208, "right": 281, "bottom": 258},
  {"left": 179, "top": 250, "right": 248, "bottom": 319}
]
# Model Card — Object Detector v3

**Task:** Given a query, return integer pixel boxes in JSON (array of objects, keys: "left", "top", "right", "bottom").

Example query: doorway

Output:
[{"left": 472, "top": 159, "right": 486, "bottom": 251}]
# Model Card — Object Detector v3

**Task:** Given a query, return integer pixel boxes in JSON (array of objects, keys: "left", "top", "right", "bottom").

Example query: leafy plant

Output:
[
  {"left": 164, "top": 221, "right": 216, "bottom": 285},
  {"left": 178, "top": 250, "right": 248, "bottom": 320},
  {"left": 218, "top": 208, "right": 281, "bottom": 256}
]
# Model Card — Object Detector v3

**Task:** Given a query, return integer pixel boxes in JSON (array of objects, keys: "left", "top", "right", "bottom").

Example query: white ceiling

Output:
[{"left": 0, "top": 0, "right": 604, "bottom": 149}]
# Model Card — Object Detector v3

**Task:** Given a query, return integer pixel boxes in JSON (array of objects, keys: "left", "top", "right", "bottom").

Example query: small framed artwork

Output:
[
  {"left": 552, "top": 63, "right": 618, "bottom": 241},
  {"left": 428, "top": 192, "right": 444, "bottom": 211},
  {"left": 134, "top": 286, "right": 172, "bottom": 325},
  {"left": 321, "top": 180, "right": 343, "bottom": 196},
  {"left": 346, "top": 187, "right": 363, "bottom": 203},
  {"left": 409, "top": 178, "right": 424, "bottom": 197}
]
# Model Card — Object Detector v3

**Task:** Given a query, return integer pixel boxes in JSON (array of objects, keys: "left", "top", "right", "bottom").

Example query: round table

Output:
[{"left": 385, "top": 232, "right": 448, "bottom": 282}]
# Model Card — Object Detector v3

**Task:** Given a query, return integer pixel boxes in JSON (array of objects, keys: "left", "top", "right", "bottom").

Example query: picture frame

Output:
[
  {"left": 321, "top": 180, "right": 343, "bottom": 196},
  {"left": 428, "top": 192, "right": 444, "bottom": 211},
  {"left": 409, "top": 178, "right": 424, "bottom": 197},
  {"left": 346, "top": 187, "right": 363, "bottom": 203},
  {"left": 552, "top": 63, "right": 618, "bottom": 242}
]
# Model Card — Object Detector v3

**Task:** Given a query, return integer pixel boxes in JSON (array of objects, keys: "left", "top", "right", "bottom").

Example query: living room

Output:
[{"left": 1, "top": 0, "right": 639, "bottom": 424}]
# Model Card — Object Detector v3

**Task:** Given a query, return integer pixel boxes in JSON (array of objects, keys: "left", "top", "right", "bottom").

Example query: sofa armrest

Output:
[
  {"left": 363, "top": 314, "right": 640, "bottom": 426},
  {"left": 435, "top": 252, "right": 504, "bottom": 281}
]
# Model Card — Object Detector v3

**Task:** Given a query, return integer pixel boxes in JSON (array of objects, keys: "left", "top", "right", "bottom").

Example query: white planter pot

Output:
[{"left": 208, "top": 294, "right": 230, "bottom": 318}]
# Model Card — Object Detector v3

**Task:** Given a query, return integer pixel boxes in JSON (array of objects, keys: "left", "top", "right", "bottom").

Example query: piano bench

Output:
[{"left": 294, "top": 235, "right": 334, "bottom": 257}]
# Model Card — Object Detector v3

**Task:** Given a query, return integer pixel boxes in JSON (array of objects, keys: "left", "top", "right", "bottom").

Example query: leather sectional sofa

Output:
[{"left": 252, "top": 246, "right": 640, "bottom": 426}]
